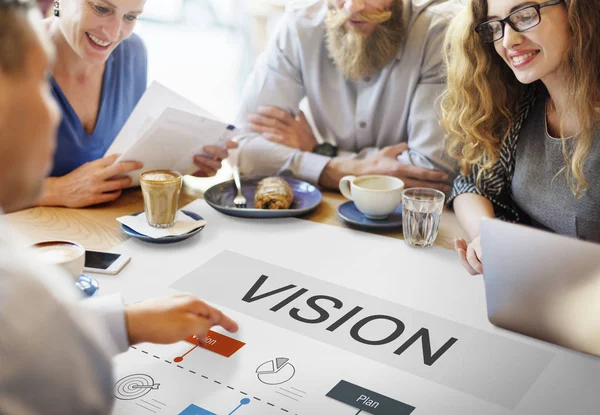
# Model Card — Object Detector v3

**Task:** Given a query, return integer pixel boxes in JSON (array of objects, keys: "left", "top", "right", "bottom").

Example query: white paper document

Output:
[{"left": 105, "top": 81, "right": 236, "bottom": 187}]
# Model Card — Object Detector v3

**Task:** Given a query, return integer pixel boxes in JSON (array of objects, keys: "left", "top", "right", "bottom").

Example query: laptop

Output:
[{"left": 480, "top": 219, "right": 600, "bottom": 356}]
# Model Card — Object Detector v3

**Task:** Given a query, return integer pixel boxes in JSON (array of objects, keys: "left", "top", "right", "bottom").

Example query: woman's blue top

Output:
[{"left": 50, "top": 33, "right": 147, "bottom": 177}]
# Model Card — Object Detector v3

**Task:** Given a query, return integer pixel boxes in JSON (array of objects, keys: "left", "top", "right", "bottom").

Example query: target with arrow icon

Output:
[{"left": 113, "top": 374, "right": 161, "bottom": 401}]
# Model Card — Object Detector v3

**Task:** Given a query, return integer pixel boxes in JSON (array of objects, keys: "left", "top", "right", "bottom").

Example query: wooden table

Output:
[{"left": 4, "top": 182, "right": 466, "bottom": 251}]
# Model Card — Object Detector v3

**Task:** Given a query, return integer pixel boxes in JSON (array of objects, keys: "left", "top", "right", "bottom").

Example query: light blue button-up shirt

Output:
[{"left": 236, "top": 0, "right": 460, "bottom": 184}]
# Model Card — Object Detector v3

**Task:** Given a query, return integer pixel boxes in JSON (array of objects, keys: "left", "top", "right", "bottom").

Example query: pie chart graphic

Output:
[{"left": 256, "top": 357, "right": 295, "bottom": 385}]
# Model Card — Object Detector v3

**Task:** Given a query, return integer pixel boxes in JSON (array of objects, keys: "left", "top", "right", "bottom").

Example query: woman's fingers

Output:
[
  {"left": 454, "top": 239, "right": 480, "bottom": 275},
  {"left": 89, "top": 190, "right": 122, "bottom": 206},
  {"left": 466, "top": 245, "right": 483, "bottom": 274},
  {"left": 100, "top": 160, "right": 143, "bottom": 180},
  {"left": 193, "top": 146, "right": 231, "bottom": 177},
  {"left": 202, "top": 145, "right": 229, "bottom": 161},
  {"left": 93, "top": 153, "right": 120, "bottom": 168},
  {"left": 193, "top": 155, "right": 222, "bottom": 171},
  {"left": 191, "top": 167, "right": 208, "bottom": 177},
  {"left": 458, "top": 248, "right": 480, "bottom": 275},
  {"left": 454, "top": 238, "right": 468, "bottom": 251},
  {"left": 191, "top": 167, "right": 216, "bottom": 178},
  {"left": 99, "top": 176, "right": 133, "bottom": 193}
]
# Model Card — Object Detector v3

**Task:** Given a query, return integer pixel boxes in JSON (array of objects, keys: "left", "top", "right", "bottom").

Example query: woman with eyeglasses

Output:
[
  {"left": 440, "top": 0, "right": 600, "bottom": 274},
  {"left": 33, "top": 0, "right": 233, "bottom": 209}
]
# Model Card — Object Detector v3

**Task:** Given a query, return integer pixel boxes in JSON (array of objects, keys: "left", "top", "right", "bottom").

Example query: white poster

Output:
[{"left": 105, "top": 200, "right": 600, "bottom": 415}]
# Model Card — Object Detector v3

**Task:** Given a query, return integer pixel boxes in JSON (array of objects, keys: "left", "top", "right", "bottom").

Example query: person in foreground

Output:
[
  {"left": 234, "top": 0, "right": 460, "bottom": 191},
  {"left": 33, "top": 0, "right": 232, "bottom": 209},
  {"left": 441, "top": 0, "right": 600, "bottom": 274},
  {"left": 0, "top": 2, "right": 238, "bottom": 413}
]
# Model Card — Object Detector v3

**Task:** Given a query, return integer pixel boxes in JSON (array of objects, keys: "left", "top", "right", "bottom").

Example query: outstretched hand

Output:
[{"left": 125, "top": 293, "right": 239, "bottom": 346}]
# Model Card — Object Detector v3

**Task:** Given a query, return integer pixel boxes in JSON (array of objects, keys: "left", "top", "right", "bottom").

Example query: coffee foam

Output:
[
  {"left": 142, "top": 172, "right": 178, "bottom": 182},
  {"left": 356, "top": 177, "right": 402, "bottom": 191},
  {"left": 34, "top": 243, "right": 83, "bottom": 264}
]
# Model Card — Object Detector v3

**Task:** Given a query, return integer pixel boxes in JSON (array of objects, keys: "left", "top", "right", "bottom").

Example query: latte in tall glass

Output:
[{"left": 140, "top": 170, "right": 183, "bottom": 228}]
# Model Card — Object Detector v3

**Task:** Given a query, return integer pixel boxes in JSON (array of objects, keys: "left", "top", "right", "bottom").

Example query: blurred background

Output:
[{"left": 137, "top": 0, "right": 289, "bottom": 122}]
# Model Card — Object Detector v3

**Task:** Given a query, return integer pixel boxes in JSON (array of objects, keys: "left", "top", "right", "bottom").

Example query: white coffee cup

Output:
[
  {"left": 339, "top": 175, "right": 404, "bottom": 220},
  {"left": 32, "top": 240, "right": 86, "bottom": 281}
]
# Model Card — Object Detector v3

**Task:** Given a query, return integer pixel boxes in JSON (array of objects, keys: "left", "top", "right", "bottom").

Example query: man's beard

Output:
[{"left": 325, "top": 1, "right": 405, "bottom": 81}]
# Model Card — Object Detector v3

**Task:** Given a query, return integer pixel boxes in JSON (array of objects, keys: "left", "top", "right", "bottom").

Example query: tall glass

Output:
[
  {"left": 402, "top": 188, "right": 445, "bottom": 248},
  {"left": 140, "top": 170, "right": 183, "bottom": 228}
]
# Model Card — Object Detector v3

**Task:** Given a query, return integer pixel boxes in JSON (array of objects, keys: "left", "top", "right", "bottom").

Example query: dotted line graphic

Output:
[{"left": 129, "top": 347, "right": 298, "bottom": 414}]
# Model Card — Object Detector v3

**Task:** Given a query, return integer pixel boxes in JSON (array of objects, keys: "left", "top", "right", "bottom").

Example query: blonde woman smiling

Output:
[
  {"left": 441, "top": 0, "right": 600, "bottom": 274},
  {"left": 36, "top": 0, "right": 232, "bottom": 209}
]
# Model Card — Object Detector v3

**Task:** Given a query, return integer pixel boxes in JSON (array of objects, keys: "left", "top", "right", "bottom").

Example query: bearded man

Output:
[{"left": 235, "top": 0, "right": 460, "bottom": 190}]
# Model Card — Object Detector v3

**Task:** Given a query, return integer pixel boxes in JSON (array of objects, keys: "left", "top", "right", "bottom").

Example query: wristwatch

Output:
[{"left": 312, "top": 142, "right": 338, "bottom": 157}]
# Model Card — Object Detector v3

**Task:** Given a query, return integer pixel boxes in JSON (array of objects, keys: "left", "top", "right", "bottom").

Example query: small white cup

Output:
[
  {"left": 339, "top": 175, "right": 404, "bottom": 220},
  {"left": 32, "top": 240, "right": 86, "bottom": 281}
]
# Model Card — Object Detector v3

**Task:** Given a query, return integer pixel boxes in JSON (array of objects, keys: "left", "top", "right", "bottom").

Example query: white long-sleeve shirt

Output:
[
  {"left": 236, "top": 0, "right": 461, "bottom": 184},
  {"left": 0, "top": 213, "right": 129, "bottom": 415}
]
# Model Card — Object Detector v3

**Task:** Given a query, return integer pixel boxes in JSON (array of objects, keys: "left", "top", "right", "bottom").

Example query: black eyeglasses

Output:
[{"left": 475, "top": 0, "right": 564, "bottom": 43}]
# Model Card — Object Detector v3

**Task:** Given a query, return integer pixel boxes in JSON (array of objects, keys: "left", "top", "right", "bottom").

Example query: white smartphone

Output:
[{"left": 83, "top": 250, "right": 131, "bottom": 275}]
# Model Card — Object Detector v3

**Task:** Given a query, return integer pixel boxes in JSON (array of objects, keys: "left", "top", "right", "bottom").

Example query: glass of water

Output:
[{"left": 402, "top": 188, "right": 445, "bottom": 248}]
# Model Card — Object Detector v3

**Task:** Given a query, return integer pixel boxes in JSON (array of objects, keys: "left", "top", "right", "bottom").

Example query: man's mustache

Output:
[{"left": 327, "top": 8, "right": 393, "bottom": 28}]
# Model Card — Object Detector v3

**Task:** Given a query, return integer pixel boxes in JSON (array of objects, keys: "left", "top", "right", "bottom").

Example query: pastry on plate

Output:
[{"left": 254, "top": 177, "right": 294, "bottom": 209}]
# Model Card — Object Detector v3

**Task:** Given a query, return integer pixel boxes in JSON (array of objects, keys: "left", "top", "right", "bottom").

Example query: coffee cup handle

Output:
[{"left": 339, "top": 175, "right": 356, "bottom": 200}]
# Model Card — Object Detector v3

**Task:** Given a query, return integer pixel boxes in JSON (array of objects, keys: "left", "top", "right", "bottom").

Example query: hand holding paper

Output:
[
  {"left": 105, "top": 81, "right": 237, "bottom": 187},
  {"left": 192, "top": 141, "right": 239, "bottom": 177},
  {"left": 39, "top": 154, "right": 143, "bottom": 208}
]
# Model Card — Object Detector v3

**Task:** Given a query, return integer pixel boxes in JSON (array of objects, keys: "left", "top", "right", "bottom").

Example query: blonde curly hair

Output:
[{"left": 441, "top": 0, "right": 600, "bottom": 196}]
